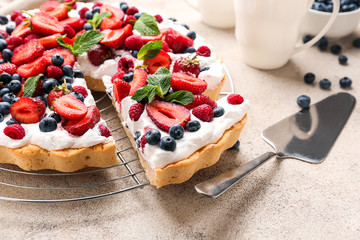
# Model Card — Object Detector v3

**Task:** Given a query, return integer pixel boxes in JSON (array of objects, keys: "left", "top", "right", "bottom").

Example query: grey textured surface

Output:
[{"left": 0, "top": 0, "right": 360, "bottom": 239}]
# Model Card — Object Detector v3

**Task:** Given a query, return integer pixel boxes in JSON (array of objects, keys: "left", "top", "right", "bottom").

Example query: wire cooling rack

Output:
[{"left": 0, "top": 64, "right": 234, "bottom": 203}]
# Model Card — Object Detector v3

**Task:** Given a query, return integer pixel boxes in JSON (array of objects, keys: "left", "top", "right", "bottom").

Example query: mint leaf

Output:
[
  {"left": 165, "top": 91, "right": 194, "bottom": 105},
  {"left": 134, "top": 13, "right": 160, "bottom": 36},
  {"left": 146, "top": 67, "right": 171, "bottom": 95},
  {"left": 137, "top": 41, "right": 163, "bottom": 61},
  {"left": 72, "top": 30, "right": 105, "bottom": 56},
  {"left": 57, "top": 37, "right": 74, "bottom": 51},
  {"left": 131, "top": 85, "right": 157, "bottom": 103},
  {"left": 88, "top": 11, "right": 112, "bottom": 29},
  {"left": 23, "top": 74, "right": 43, "bottom": 97}
]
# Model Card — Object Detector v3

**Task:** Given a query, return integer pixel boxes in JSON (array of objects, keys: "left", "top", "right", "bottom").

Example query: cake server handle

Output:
[{"left": 194, "top": 152, "right": 276, "bottom": 198}]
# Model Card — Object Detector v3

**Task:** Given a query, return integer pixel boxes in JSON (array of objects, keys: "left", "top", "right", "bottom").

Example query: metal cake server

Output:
[{"left": 195, "top": 92, "right": 356, "bottom": 198}]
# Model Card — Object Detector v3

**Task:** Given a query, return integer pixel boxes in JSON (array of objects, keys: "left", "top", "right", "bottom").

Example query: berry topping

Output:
[
  {"left": 304, "top": 72, "right": 315, "bottom": 84},
  {"left": 145, "top": 129, "right": 161, "bottom": 145},
  {"left": 51, "top": 54, "right": 65, "bottom": 66},
  {"left": 2, "top": 49, "right": 13, "bottom": 62},
  {"left": 16, "top": 57, "right": 47, "bottom": 78},
  {"left": 4, "top": 124, "right": 25, "bottom": 140},
  {"left": 184, "top": 94, "right": 217, "bottom": 109},
  {"left": 154, "top": 14, "right": 163, "bottom": 23},
  {"left": 0, "top": 102, "right": 11, "bottom": 115},
  {"left": 6, "top": 118, "right": 19, "bottom": 125},
  {"left": 46, "top": 65, "right": 63, "bottom": 80},
  {"left": 146, "top": 100, "right": 191, "bottom": 132},
  {"left": 40, "top": 1, "right": 60, "bottom": 13},
  {"left": 117, "top": 55, "right": 135, "bottom": 73},
  {"left": 79, "top": 7, "right": 89, "bottom": 19},
  {"left": 213, "top": 106, "right": 225, "bottom": 117},
  {"left": 99, "top": 125, "right": 112, "bottom": 137},
  {"left": 43, "top": 48, "right": 75, "bottom": 67},
  {"left": 31, "top": 12, "right": 64, "bottom": 35},
  {"left": 169, "top": 124, "right": 185, "bottom": 139},
  {"left": 165, "top": 28, "right": 194, "bottom": 53},
  {"left": 171, "top": 72, "right": 207, "bottom": 94},
  {"left": 10, "top": 21, "right": 31, "bottom": 38},
  {"left": 129, "top": 103, "right": 144, "bottom": 121},
  {"left": 227, "top": 94, "right": 244, "bottom": 105},
  {"left": 183, "top": 47, "right": 196, "bottom": 53},
  {"left": 145, "top": 50, "right": 171, "bottom": 74},
  {"left": 72, "top": 86, "right": 88, "bottom": 98},
  {"left": 129, "top": 68, "right": 147, "bottom": 96},
  {"left": 120, "top": 2, "right": 129, "bottom": 12},
  {"left": 186, "top": 31, "right": 196, "bottom": 40},
  {"left": 6, "top": 36, "right": 23, "bottom": 51},
  {"left": 8, "top": 80, "right": 22, "bottom": 94},
  {"left": 69, "top": 92, "right": 84, "bottom": 102},
  {"left": 297, "top": 95, "right": 311, "bottom": 109},
  {"left": 47, "top": 90, "right": 65, "bottom": 107},
  {"left": 124, "top": 15, "right": 137, "bottom": 26},
  {"left": 100, "top": 25, "right": 133, "bottom": 49},
  {"left": 339, "top": 77, "right": 352, "bottom": 89},
  {"left": 186, "top": 120, "right": 200, "bottom": 132},
  {"left": 122, "top": 71, "right": 134, "bottom": 82},
  {"left": 38, "top": 33, "right": 62, "bottom": 49},
  {"left": 87, "top": 44, "right": 113, "bottom": 67},
  {"left": 113, "top": 78, "right": 131, "bottom": 103},
  {"left": 338, "top": 55, "right": 348, "bottom": 65},
  {"left": 126, "top": 7, "right": 139, "bottom": 15},
  {"left": 100, "top": 5, "right": 125, "bottom": 31},
  {"left": 173, "top": 56, "right": 201, "bottom": 77},
  {"left": 159, "top": 136, "right": 176, "bottom": 151},
  {"left": 10, "top": 97, "right": 46, "bottom": 124},
  {"left": 125, "top": 35, "right": 144, "bottom": 51},
  {"left": 319, "top": 78, "right": 331, "bottom": 89},
  {"left": 39, "top": 117, "right": 57, "bottom": 132},
  {"left": 0, "top": 63, "right": 17, "bottom": 75},
  {"left": 42, "top": 78, "right": 59, "bottom": 94},
  {"left": 196, "top": 46, "right": 211, "bottom": 57},
  {"left": 111, "top": 71, "right": 125, "bottom": 83},
  {"left": 48, "top": 112, "right": 62, "bottom": 123},
  {"left": 192, "top": 104, "right": 214, "bottom": 122},
  {"left": 73, "top": 70, "right": 84, "bottom": 78},
  {"left": 10, "top": 11, "right": 22, "bottom": 21},
  {"left": 52, "top": 95, "right": 88, "bottom": 120}
]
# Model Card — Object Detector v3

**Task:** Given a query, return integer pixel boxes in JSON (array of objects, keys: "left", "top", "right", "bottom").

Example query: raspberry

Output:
[
  {"left": 79, "top": 7, "right": 89, "bottom": 19},
  {"left": 227, "top": 94, "right": 244, "bottom": 105},
  {"left": 126, "top": 7, "right": 139, "bottom": 15},
  {"left": 92, "top": 2, "right": 103, "bottom": 9},
  {"left": 129, "top": 103, "right": 144, "bottom": 121},
  {"left": 4, "top": 124, "right": 25, "bottom": 140},
  {"left": 15, "top": 15, "right": 26, "bottom": 26},
  {"left": 161, "top": 41, "right": 172, "bottom": 52},
  {"left": 10, "top": 11, "right": 22, "bottom": 21},
  {"left": 99, "top": 125, "right": 112, "bottom": 137},
  {"left": 140, "top": 134, "right": 147, "bottom": 150},
  {"left": 173, "top": 57, "right": 201, "bottom": 77},
  {"left": 124, "top": 15, "right": 137, "bottom": 26},
  {"left": 154, "top": 14, "right": 163, "bottom": 23},
  {"left": 192, "top": 104, "right": 214, "bottom": 122},
  {"left": 125, "top": 35, "right": 144, "bottom": 51},
  {"left": 196, "top": 46, "right": 211, "bottom": 57},
  {"left": 6, "top": 36, "right": 23, "bottom": 51},
  {"left": 46, "top": 65, "right": 63, "bottom": 80},
  {"left": 118, "top": 56, "right": 135, "bottom": 73},
  {"left": 72, "top": 86, "right": 88, "bottom": 98}
]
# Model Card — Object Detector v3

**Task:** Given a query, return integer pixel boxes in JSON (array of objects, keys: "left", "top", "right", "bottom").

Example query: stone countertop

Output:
[{"left": 0, "top": 0, "right": 359, "bottom": 239}]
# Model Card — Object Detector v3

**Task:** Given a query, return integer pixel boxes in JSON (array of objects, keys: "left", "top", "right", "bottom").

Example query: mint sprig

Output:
[
  {"left": 165, "top": 91, "right": 194, "bottom": 105},
  {"left": 23, "top": 74, "right": 43, "bottom": 97},
  {"left": 134, "top": 13, "right": 160, "bottom": 36},
  {"left": 57, "top": 30, "right": 105, "bottom": 56},
  {"left": 137, "top": 41, "right": 163, "bottom": 61},
  {"left": 146, "top": 66, "right": 170, "bottom": 96},
  {"left": 87, "top": 11, "right": 112, "bottom": 29}
]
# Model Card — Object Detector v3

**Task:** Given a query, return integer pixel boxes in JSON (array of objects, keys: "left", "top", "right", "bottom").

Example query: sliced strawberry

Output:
[
  {"left": 129, "top": 68, "right": 147, "bottom": 96},
  {"left": 40, "top": 1, "right": 60, "bottom": 12},
  {"left": 43, "top": 48, "right": 75, "bottom": 67},
  {"left": 184, "top": 94, "right": 217, "bottom": 110},
  {"left": 0, "top": 63, "right": 17, "bottom": 75},
  {"left": 72, "top": 29, "right": 85, "bottom": 41},
  {"left": 31, "top": 12, "right": 64, "bottom": 35},
  {"left": 11, "top": 39, "right": 45, "bottom": 66},
  {"left": 113, "top": 78, "right": 131, "bottom": 103},
  {"left": 38, "top": 33, "right": 61, "bottom": 49},
  {"left": 45, "top": 4, "right": 68, "bottom": 21},
  {"left": 62, "top": 105, "right": 100, "bottom": 136},
  {"left": 10, "top": 97, "right": 46, "bottom": 124},
  {"left": 24, "top": 33, "right": 43, "bottom": 43},
  {"left": 47, "top": 90, "right": 64, "bottom": 107},
  {"left": 11, "top": 21, "right": 31, "bottom": 38},
  {"left": 100, "top": 24, "right": 132, "bottom": 49},
  {"left": 165, "top": 28, "right": 193, "bottom": 53},
  {"left": 146, "top": 100, "right": 191, "bottom": 132},
  {"left": 100, "top": 5, "right": 124, "bottom": 31},
  {"left": 141, "top": 29, "right": 167, "bottom": 43},
  {"left": 62, "top": 36, "right": 74, "bottom": 46},
  {"left": 171, "top": 72, "right": 207, "bottom": 94},
  {"left": 145, "top": 50, "right": 171, "bottom": 74},
  {"left": 60, "top": 17, "right": 85, "bottom": 32},
  {"left": 111, "top": 71, "right": 124, "bottom": 83},
  {"left": 53, "top": 95, "right": 88, "bottom": 120},
  {"left": 17, "top": 57, "right": 47, "bottom": 78}
]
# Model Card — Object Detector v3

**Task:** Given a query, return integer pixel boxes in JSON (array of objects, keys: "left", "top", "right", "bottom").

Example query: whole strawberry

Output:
[
  {"left": 87, "top": 44, "right": 113, "bottom": 66},
  {"left": 173, "top": 56, "right": 200, "bottom": 77}
]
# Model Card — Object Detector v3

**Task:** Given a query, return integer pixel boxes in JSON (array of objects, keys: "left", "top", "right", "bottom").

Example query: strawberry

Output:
[
  {"left": 154, "top": 14, "right": 163, "bottom": 23},
  {"left": 24, "top": 33, "right": 43, "bottom": 43},
  {"left": 124, "top": 35, "right": 144, "bottom": 51},
  {"left": 87, "top": 44, "right": 113, "bottom": 66},
  {"left": 62, "top": 105, "right": 100, "bottom": 136},
  {"left": 46, "top": 65, "right": 63, "bottom": 80},
  {"left": 227, "top": 94, "right": 244, "bottom": 105},
  {"left": 60, "top": 17, "right": 85, "bottom": 32},
  {"left": 113, "top": 78, "right": 131, "bottom": 103},
  {"left": 40, "top": 1, "right": 60, "bottom": 13},
  {"left": 62, "top": 36, "right": 74, "bottom": 46},
  {"left": 62, "top": 24, "right": 76, "bottom": 39},
  {"left": 126, "top": 7, "right": 139, "bottom": 15},
  {"left": 0, "top": 63, "right": 17, "bottom": 75},
  {"left": 6, "top": 36, "right": 23, "bottom": 51},
  {"left": 192, "top": 104, "right": 214, "bottom": 122},
  {"left": 47, "top": 90, "right": 65, "bottom": 107},
  {"left": 17, "top": 57, "right": 47, "bottom": 78},
  {"left": 53, "top": 95, "right": 88, "bottom": 120},
  {"left": 72, "top": 86, "right": 88, "bottom": 98},
  {"left": 45, "top": 4, "right": 68, "bottom": 21},
  {"left": 165, "top": 28, "right": 193, "bottom": 53},
  {"left": 117, "top": 56, "right": 135, "bottom": 72},
  {"left": 11, "top": 39, "right": 45, "bottom": 66},
  {"left": 196, "top": 46, "right": 211, "bottom": 57},
  {"left": 171, "top": 72, "right": 207, "bottom": 94},
  {"left": 124, "top": 15, "right": 137, "bottom": 27},
  {"left": 129, "top": 103, "right": 144, "bottom": 121},
  {"left": 100, "top": 5, "right": 124, "bottom": 31},
  {"left": 72, "top": 29, "right": 85, "bottom": 40},
  {"left": 100, "top": 25, "right": 133, "bottom": 49},
  {"left": 99, "top": 125, "right": 112, "bottom": 137},
  {"left": 11, "top": 21, "right": 31, "bottom": 38},
  {"left": 145, "top": 50, "right": 171, "bottom": 74},
  {"left": 43, "top": 48, "right": 75, "bottom": 67},
  {"left": 10, "top": 97, "right": 46, "bottom": 124},
  {"left": 4, "top": 124, "right": 26, "bottom": 140},
  {"left": 38, "top": 33, "right": 61, "bottom": 49},
  {"left": 146, "top": 100, "right": 191, "bottom": 132},
  {"left": 184, "top": 94, "right": 217, "bottom": 110},
  {"left": 64, "top": 0, "right": 77, "bottom": 10},
  {"left": 173, "top": 56, "right": 201, "bottom": 77},
  {"left": 141, "top": 29, "right": 167, "bottom": 43},
  {"left": 31, "top": 12, "right": 64, "bottom": 35},
  {"left": 111, "top": 71, "right": 124, "bottom": 83},
  {"left": 129, "top": 68, "right": 147, "bottom": 96},
  {"left": 93, "top": 2, "right": 103, "bottom": 9}
]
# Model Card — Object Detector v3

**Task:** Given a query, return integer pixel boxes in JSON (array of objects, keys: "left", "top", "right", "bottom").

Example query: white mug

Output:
[
  {"left": 186, "top": 0, "right": 235, "bottom": 28},
  {"left": 234, "top": 0, "right": 340, "bottom": 69}
]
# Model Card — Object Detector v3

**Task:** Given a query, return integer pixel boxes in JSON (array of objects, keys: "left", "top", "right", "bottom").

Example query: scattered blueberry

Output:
[
  {"left": 39, "top": 117, "right": 58, "bottom": 132},
  {"left": 319, "top": 78, "right": 331, "bottom": 89},
  {"left": 339, "top": 77, "right": 352, "bottom": 88},
  {"left": 0, "top": 102, "right": 10, "bottom": 115},
  {"left": 304, "top": 72, "right": 316, "bottom": 84},
  {"left": 302, "top": 35, "right": 313, "bottom": 43},
  {"left": 312, "top": 0, "right": 360, "bottom": 12},
  {"left": 229, "top": 140, "right": 240, "bottom": 150},
  {"left": 0, "top": 113, "right": 3, "bottom": 123},
  {"left": 6, "top": 118, "right": 19, "bottom": 125},
  {"left": 83, "top": 23, "right": 93, "bottom": 31},
  {"left": 43, "top": 77, "right": 56, "bottom": 83},
  {"left": 69, "top": 92, "right": 84, "bottom": 102},
  {"left": 59, "top": 76, "right": 73, "bottom": 85},
  {"left": 134, "top": 131, "right": 141, "bottom": 140},
  {"left": 1, "top": 93, "right": 16, "bottom": 104},
  {"left": 0, "top": 39, "right": 7, "bottom": 51},
  {"left": 213, "top": 107, "right": 225, "bottom": 117},
  {"left": 35, "top": 96, "right": 48, "bottom": 107},
  {"left": 7, "top": 80, "right": 22, "bottom": 93},
  {"left": 181, "top": 24, "right": 190, "bottom": 30},
  {"left": 42, "top": 78, "right": 59, "bottom": 94},
  {"left": 183, "top": 47, "right": 196, "bottom": 53},
  {"left": 187, "top": 31, "right": 196, "bottom": 40},
  {"left": 134, "top": 12, "right": 141, "bottom": 19},
  {"left": 48, "top": 112, "right": 62, "bottom": 123},
  {"left": 92, "top": 6, "right": 101, "bottom": 14},
  {"left": 6, "top": 25, "right": 15, "bottom": 35},
  {"left": 0, "top": 72, "right": 12, "bottom": 84},
  {"left": 11, "top": 73, "right": 21, "bottom": 81},
  {"left": 66, "top": 84, "right": 72, "bottom": 90},
  {"left": 201, "top": 67, "right": 210, "bottom": 72},
  {"left": 85, "top": 11, "right": 94, "bottom": 20},
  {"left": 62, "top": 65, "right": 73, "bottom": 77},
  {"left": 316, "top": 37, "right": 328, "bottom": 51},
  {"left": 353, "top": 38, "right": 360, "bottom": 48},
  {"left": 168, "top": 17, "right": 177, "bottom": 22},
  {"left": 73, "top": 69, "right": 84, "bottom": 78},
  {"left": 297, "top": 95, "right": 311, "bottom": 108},
  {"left": 51, "top": 54, "right": 64, "bottom": 67},
  {"left": 122, "top": 71, "right": 134, "bottom": 82},
  {"left": 159, "top": 136, "right": 176, "bottom": 151},
  {"left": 186, "top": 120, "right": 201, "bottom": 132},
  {"left": 145, "top": 129, "right": 161, "bottom": 145},
  {"left": 330, "top": 44, "right": 342, "bottom": 54},
  {"left": 0, "top": 34, "right": 3, "bottom": 39},
  {"left": 338, "top": 55, "right": 348, "bottom": 65},
  {"left": 120, "top": 2, "right": 129, "bottom": 12},
  {"left": 0, "top": 15, "right": 8, "bottom": 25},
  {"left": 0, "top": 88, "right": 10, "bottom": 97},
  {"left": 169, "top": 124, "right": 185, "bottom": 140},
  {"left": 2, "top": 48, "right": 13, "bottom": 62},
  {"left": 131, "top": 50, "right": 139, "bottom": 58}
]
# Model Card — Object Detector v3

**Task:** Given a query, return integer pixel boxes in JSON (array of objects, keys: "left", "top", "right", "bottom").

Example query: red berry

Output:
[
  {"left": 100, "top": 5, "right": 125, "bottom": 31},
  {"left": 126, "top": 7, "right": 139, "bottom": 15},
  {"left": 15, "top": 15, "right": 26, "bottom": 26},
  {"left": 93, "top": 2, "right": 103, "bottom": 9},
  {"left": 99, "top": 125, "right": 112, "bottom": 137},
  {"left": 62, "top": 24, "right": 76, "bottom": 39},
  {"left": 11, "top": 39, "right": 45, "bottom": 66},
  {"left": 161, "top": 41, "right": 172, "bottom": 52},
  {"left": 72, "top": 86, "right": 88, "bottom": 98},
  {"left": 113, "top": 78, "right": 131, "bottom": 103},
  {"left": 62, "top": 106, "right": 101, "bottom": 136},
  {"left": 4, "top": 124, "right": 25, "bottom": 140},
  {"left": 0, "top": 30, "right": 9, "bottom": 40},
  {"left": 171, "top": 72, "right": 207, "bottom": 94},
  {"left": 40, "top": 1, "right": 60, "bottom": 12},
  {"left": 6, "top": 36, "right": 23, "bottom": 51},
  {"left": 79, "top": 7, "right": 89, "bottom": 19},
  {"left": 53, "top": 95, "right": 88, "bottom": 120},
  {"left": 192, "top": 104, "right": 214, "bottom": 122},
  {"left": 129, "top": 68, "right": 147, "bottom": 96},
  {"left": 165, "top": 28, "right": 193, "bottom": 53},
  {"left": 154, "top": 14, "right": 163, "bottom": 23},
  {"left": 11, "top": 21, "right": 31, "bottom": 39},
  {"left": 129, "top": 103, "right": 145, "bottom": 121},
  {"left": 124, "top": 15, "right": 137, "bottom": 26},
  {"left": 145, "top": 50, "right": 171, "bottom": 74},
  {"left": 125, "top": 35, "right": 144, "bottom": 51},
  {"left": 227, "top": 94, "right": 244, "bottom": 105},
  {"left": 24, "top": 33, "right": 43, "bottom": 43},
  {"left": 117, "top": 55, "right": 135, "bottom": 73},
  {"left": 17, "top": 57, "right": 47, "bottom": 78},
  {"left": 140, "top": 134, "right": 147, "bottom": 150},
  {"left": 111, "top": 71, "right": 125, "bottom": 83},
  {"left": 184, "top": 94, "right": 217, "bottom": 109},
  {"left": 0, "top": 63, "right": 17, "bottom": 75},
  {"left": 10, "top": 11, "right": 22, "bottom": 21},
  {"left": 87, "top": 44, "right": 113, "bottom": 66},
  {"left": 100, "top": 25, "right": 133, "bottom": 49},
  {"left": 173, "top": 57, "right": 201, "bottom": 77},
  {"left": 196, "top": 46, "right": 211, "bottom": 57},
  {"left": 46, "top": 65, "right": 63, "bottom": 80},
  {"left": 60, "top": 17, "right": 85, "bottom": 32},
  {"left": 31, "top": 12, "right": 64, "bottom": 35},
  {"left": 64, "top": 0, "right": 77, "bottom": 10},
  {"left": 47, "top": 90, "right": 65, "bottom": 107},
  {"left": 10, "top": 97, "right": 46, "bottom": 124}
]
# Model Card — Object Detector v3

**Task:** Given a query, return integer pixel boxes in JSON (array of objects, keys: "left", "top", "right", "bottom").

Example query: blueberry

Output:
[
  {"left": 131, "top": 50, "right": 139, "bottom": 58},
  {"left": 8, "top": 80, "right": 21, "bottom": 93},
  {"left": 169, "top": 124, "right": 184, "bottom": 140},
  {"left": 0, "top": 39, "right": 7, "bottom": 51},
  {"left": 66, "top": 84, "right": 72, "bottom": 90},
  {"left": 302, "top": 35, "right": 313, "bottom": 43},
  {"left": 48, "top": 112, "right": 62, "bottom": 123},
  {"left": 69, "top": 92, "right": 84, "bottom": 102},
  {"left": 85, "top": 11, "right": 94, "bottom": 20},
  {"left": 168, "top": 17, "right": 177, "bottom": 22},
  {"left": 304, "top": 72, "right": 315, "bottom": 84},
  {"left": 159, "top": 136, "right": 176, "bottom": 151},
  {"left": 187, "top": 31, "right": 196, "bottom": 40},
  {"left": 62, "top": 65, "right": 73, "bottom": 77},
  {"left": 42, "top": 78, "right": 59, "bottom": 94},
  {"left": 73, "top": 69, "right": 84, "bottom": 78},
  {"left": 0, "top": 15, "right": 8, "bottom": 25},
  {"left": 330, "top": 44, "right": 342, "bottom": 54},
  {"left": 11, "top": 73, "right": 21, "bottom": 81},
  {"left": 6, "top": 25, "right": 15, "bottom": 35},
  {"left": 0, "top": 72, "right": 12, "bottom": 84},
  {"left": 83, "top": 23, "right": 93, "bottom": 31},
  {"left": 338, "top": 55, "right": 348, "bottom": 65},
  {"left": 134, "top": 12, "right": 141, "bottom": 19},
  {"left": 123, "top": 71, "right": 134, "bottom": 82},
  {"left": 0, "top": 113, "right": 3, "bottom": 123},
  {"left": 92, "top": 6, "right": 101, "bottom": 14},
  {"left": 297, "top": 95, "right": 311, "bottom": 108},
  {"left": 120, "top": 2, "right": 129, "bottom": 12},
  {"left": 138, "top": 96, "right": 149, "bottom": 105},
  {"left": 39, "top": 117, "right": 58, "bottom": 132},
  {"left": 316, "top": 36, "right": 328, "bottom": 51},
  {"left": 43, "top": 77, "right": 57, "bottom": 83},
  {"left": 352, "top": 38, "right": 360, "bottom": 48},
  {"left": 213, "top": 106, "right": 225, "bottom": 117},
  {"left": 2, "top": 49, "right": 13, "bottom": 62},
  {"left": 134, "top": 131, "right": 141, "bottom": 140},
  {"left": 319, "top": 78, "right": 331, "bottom": 89},
  {"left": 201, "top": 67, "right": 210, "bottom": 72},
  {"left": 229, "top": 140, "right": 240, "bottom": 150},
  {"left": 0, "top": 102, "right": 10, "bottom": 115},
  {"left": 59, "top": 76, "right": 73, "bottom": 85},
  {"left": 186, "top": 120, "right": 201, "bottom": 132},
  {"left": 0, "top": 34, "right": 3, "bottom": 39},
  {"left": 145, "top": 129, "right": 161, "bottom": 145},
  {"left": 6, "top": 118, "right": 19, "bottom": 125},
  {"left": 35, "top": 96, "right": 48, "bottom": 107},
  {"left": 181, "top": 24, "right": 190, "bottom": 30},
  {"left": 1, "top": 93, "right": 16, "bottom": 104},
  {"left": 0, "top": 88, "right": 10, "bottom": 97},
  {"left": 183, "top": 47, "right": 196, "bottom": 53},
  {"left": 51, "top": 54, "right": 64, "bottom": 67},
  {"left": 339, "top": 77, "right": 352, "bottom": 88}
]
